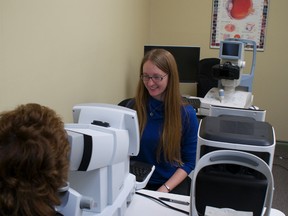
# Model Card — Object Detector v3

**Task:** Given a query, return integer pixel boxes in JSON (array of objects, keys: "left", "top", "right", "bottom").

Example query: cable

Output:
[
  {"left": 135, "top": 191, "right": 189, "bottom": 215},
  {"left": 273, "top": 154, "right": 288, "bottom": 172},
  {"left": 273, "top": 163, "right": 288, "bottom": 172},
  {"left": 274, "top": 154, "right": 288, "bottom": 160}
]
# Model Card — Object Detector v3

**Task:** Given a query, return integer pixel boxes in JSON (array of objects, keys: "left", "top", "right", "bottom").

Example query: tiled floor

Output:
[{"left": 272, "top": 142, "right": 288, "bottom": 215}]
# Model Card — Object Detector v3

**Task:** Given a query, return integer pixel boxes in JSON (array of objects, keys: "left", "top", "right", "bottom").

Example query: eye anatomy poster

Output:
[{"left": 210, "top": 0, "right": 269, "bottom": 51}]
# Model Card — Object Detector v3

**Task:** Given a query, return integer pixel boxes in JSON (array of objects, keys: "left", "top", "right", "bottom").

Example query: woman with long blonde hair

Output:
[{"left": 127, "top": 49, "right": 198, "bottom": 195}]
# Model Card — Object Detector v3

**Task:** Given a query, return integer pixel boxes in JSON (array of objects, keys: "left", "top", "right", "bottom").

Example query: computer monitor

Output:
[
  {"left": 219, "top": 40, "right": 244, "bottom": 60},
  {"left": 144, "top": 45, "right": 200, "bottom": 83}
]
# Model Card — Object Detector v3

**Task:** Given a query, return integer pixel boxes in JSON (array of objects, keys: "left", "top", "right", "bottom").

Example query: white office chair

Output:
[{"left": 190, "top": 150, "right": 274, "bottom": 216}]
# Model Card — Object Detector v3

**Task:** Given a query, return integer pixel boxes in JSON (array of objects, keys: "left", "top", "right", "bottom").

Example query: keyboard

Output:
[
  {"left": 182, "top": 97, "right": 201, "bottom": 109},
  {"left": 130, "top": 160, "right": 153, "bottom": 182}
]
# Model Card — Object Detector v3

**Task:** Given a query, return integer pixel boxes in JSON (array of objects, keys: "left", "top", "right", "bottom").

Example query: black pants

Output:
[{"left": 145, "top": 176, "right": 191, "bottom": 196}]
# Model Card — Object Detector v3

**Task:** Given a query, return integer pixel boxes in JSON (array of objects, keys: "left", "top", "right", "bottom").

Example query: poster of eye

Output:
[{"left": 210, "top": 0, "right": 269, "bottom": 51}]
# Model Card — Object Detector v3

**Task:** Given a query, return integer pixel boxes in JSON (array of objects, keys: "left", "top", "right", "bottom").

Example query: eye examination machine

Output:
[
  {"left": 190, "top": 38, "right": 278, "bottom": 216},
  {"left": 190, "top": 113, "right": 276, "bottom": 216},
  {"left": 199, "top": 38, "right": 257, "bottom": 116},
  {"left": 56, "top": 103, "right": 149, "bottom": 216}
]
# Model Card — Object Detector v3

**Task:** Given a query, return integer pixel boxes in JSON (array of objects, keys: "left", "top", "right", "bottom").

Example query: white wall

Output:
[
  {"left": 0, "top": 0, "right": 149, "bottom": 122},
  {"left": 1, "top": 0, "right": 287, "bottom": 141},
  {"left": 149, "top": 0, "right": 288, "bottom": 141}
]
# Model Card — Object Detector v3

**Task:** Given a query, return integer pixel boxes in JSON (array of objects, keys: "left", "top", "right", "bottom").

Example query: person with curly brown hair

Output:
[{"left": 0, "top": 103, "right": 70, "bottom": 216}]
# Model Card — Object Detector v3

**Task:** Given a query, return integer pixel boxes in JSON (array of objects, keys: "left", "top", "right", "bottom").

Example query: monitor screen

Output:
[
  {"left": 144, "top": 45, "right": 200, "bottom": 83},
  {"left": 219, "top": 41, "right": 243, "bottom": 60}
]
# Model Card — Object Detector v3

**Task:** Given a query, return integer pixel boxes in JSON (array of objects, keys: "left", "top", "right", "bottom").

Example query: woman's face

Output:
[{"left": 142, "top": 60, "right": 168, "bottom": 101}]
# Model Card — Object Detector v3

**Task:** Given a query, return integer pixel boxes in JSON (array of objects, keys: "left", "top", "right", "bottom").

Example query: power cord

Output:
[
  {"left": 273, "top": 163, "right": 288, "bottom": 172},
  {"left": 135, "top": 191, "right": 189, "bottom": 215},
  {"left": 274, "top": 154, "right": 288, "bottom": 172},
  {"left": 274, "top": 154, "right": 288, "bottom": 160}
]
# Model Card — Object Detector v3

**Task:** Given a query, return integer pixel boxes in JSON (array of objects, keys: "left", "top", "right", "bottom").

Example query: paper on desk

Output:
[{"left": 205, "top": 206, "right": 253, "bottom": 216}]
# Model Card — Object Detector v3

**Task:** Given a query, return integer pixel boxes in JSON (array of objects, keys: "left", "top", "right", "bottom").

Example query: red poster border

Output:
[{"left": 210, "top": 0, "right": 269, "bottom": 51}]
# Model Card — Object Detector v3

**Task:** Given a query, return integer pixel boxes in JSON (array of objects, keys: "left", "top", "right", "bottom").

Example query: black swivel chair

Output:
[
  {"left": 197, "top": 58, "right": 220, "bottom": 98},
  {"left": 118, "top": 98, "right": 133, "bottom": 107}
]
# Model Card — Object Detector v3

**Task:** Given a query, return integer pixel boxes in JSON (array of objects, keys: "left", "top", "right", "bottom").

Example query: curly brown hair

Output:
[{"left": 0, "top": 103, "right": 70, "bottom": 216}]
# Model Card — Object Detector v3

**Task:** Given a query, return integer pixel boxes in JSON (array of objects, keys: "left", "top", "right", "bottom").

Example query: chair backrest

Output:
[
  {"left": 118, "top": 98, "right": 133, "bottom": 108},
  {"left": 197, "top": 58, "right": 220, "bottom": 98},
  {"left": 190, "top": 150, "right": 274, "bottom": 216}
]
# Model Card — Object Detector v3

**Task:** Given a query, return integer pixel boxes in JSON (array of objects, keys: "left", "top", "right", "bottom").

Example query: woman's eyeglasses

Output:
[{"left": 140, "top": 74, "right": 168, "bottom": 82}]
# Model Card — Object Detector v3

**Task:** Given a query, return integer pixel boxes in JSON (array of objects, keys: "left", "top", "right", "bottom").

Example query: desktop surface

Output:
[
  {"left": 125, "top": 189, "right": 286, "bottom": 216},
  {"left": 126, "top": 189, "right": 190, "bottom": 216}
]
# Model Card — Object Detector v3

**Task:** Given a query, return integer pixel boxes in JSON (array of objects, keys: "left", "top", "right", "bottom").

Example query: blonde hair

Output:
[{"left": 134, "top": 49, "right": 184, "bottom": 165}]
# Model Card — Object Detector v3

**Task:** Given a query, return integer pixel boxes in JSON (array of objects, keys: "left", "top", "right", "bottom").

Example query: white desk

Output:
[{"left": 125, "top": 189, "right": 286, "bottom": 216}]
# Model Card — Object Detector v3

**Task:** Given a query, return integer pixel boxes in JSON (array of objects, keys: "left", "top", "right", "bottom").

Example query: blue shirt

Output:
[{"left": 133, "top": 97, "right": 199, "bottom": 185}]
